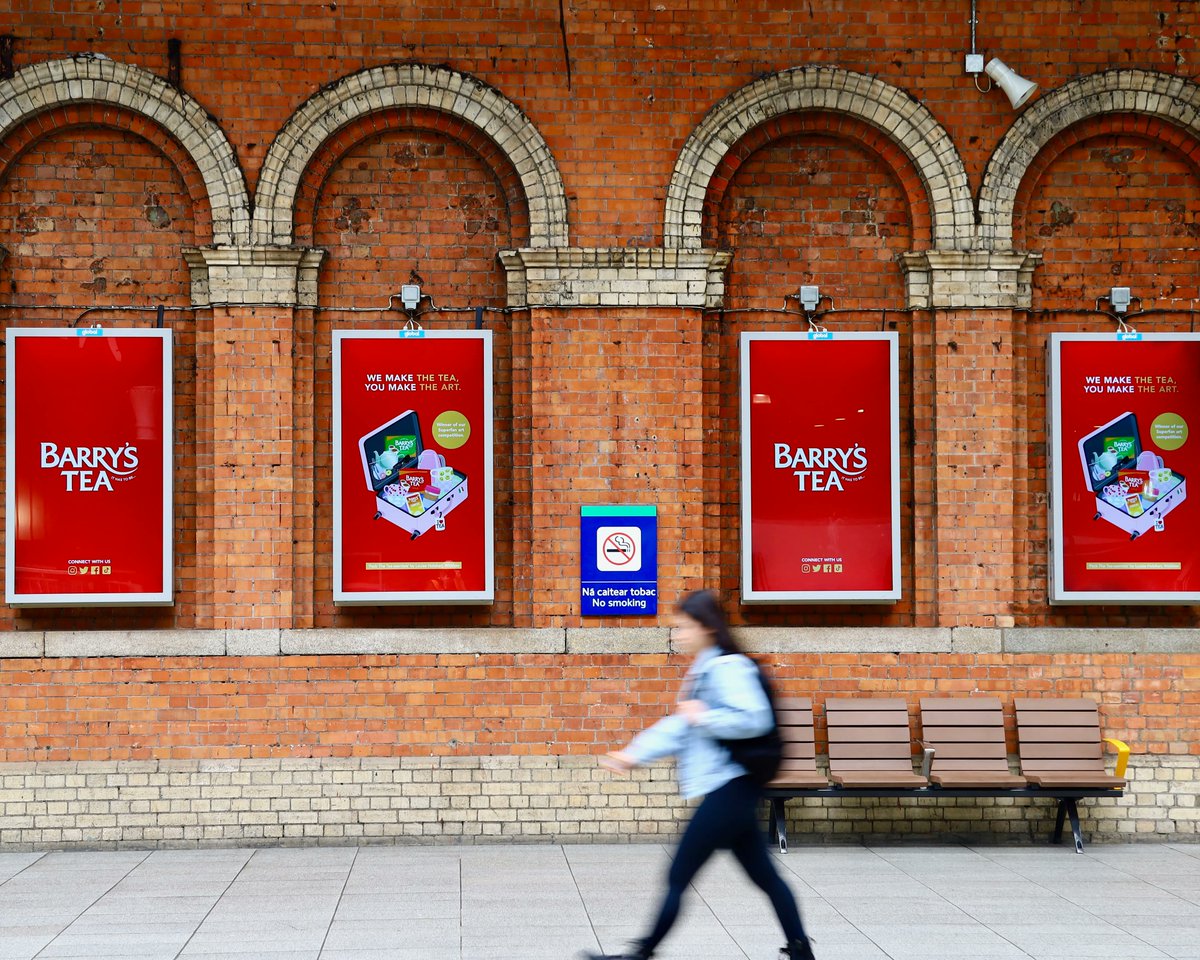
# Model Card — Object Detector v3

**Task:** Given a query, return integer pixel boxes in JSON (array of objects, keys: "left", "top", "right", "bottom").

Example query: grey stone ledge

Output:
[
  {"left": 950, "top": 627, "right": 1004, "bottom": 653},
  {"left": 44, "top": 630, "right": 225, "bottom": 658},
  {"left": 566, "top": 628, "right": 671, "bottom": 654},
  {"left": 733, "top": 627, "right": 953, "bottom": 653},
  {"left": 5, "top": 626, "right": 1198, "bottom": 658},
  {"left": 1002, "top": 628, "right": 1200, "bottom": 654},
  {"left": 0, "top": 632, "right": 44, "bottom": 658},
  {"left": 225, "top": 629, "right": 283, "bottom": 656}
]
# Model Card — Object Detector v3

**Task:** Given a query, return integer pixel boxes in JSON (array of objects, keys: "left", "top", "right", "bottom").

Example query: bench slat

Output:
[
  {"left": 826, "top": 726, "right": 910, "bottom": 743},
  {"left": 924, "top": 742, "right": 1008, "bottom": 760},
  {"left": 1021, "top": 758, "right": 1106, "bottom": 771},
  {"left": 1016, "top": 711, "right": 1098, "bottom": 726},
  {"left": 933, "top": 758, "right": 1019, "bottom": 770},
  {"left": 921, "top": 710, "right": 1005, "bottom": 726},
  {"left": 828, "top": 742, "right": 913, "bottom": 760},
  {"left": 830, "top": 771, "right": 928, "bottom": 787},
  {"left": 1020, "top": 742, "right": 1103, "bottom": 759},
  {"left": 831, "top": 758, "right": 919, "bottom": 771},
  {"left": 827, "top": 711, "right": 911, "bottom": 726},
  {"left": 922, "top": 726, "right": 1006, "bottom": 743},
  {"left": 780, "top": 742, "right": 816, "bottom": 760},
  {"left": 1022, "top": 768, "right": 1123, "bottom": 782},
  {"left": 1017, "top": 728, "right": 1099, "bottom": 743},
  {"left": 931, "top": 772, "right": 1027, "bottom": 788}
]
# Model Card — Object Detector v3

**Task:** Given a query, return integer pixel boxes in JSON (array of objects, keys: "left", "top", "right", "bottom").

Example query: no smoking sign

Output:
[
  {"left": 597, "top": 526, "right": 641, "bottom": 571},
  {"left": 580, "top": 506, "right": 657, "bottom": 616}
]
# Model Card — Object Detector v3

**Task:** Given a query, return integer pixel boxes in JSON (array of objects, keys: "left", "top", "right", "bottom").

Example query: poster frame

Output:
[
  {"left": 1048, "top": 331, "right": 1200, "bottom": 605},
  {"left": 332, "top": 328, "right": 495, "bottom": 605},
  {"left": 739, "top": 330, "right": 901, "bottom": 603},
  {"left": 5, "top": 326, "right": 174, "bottom": 607}
]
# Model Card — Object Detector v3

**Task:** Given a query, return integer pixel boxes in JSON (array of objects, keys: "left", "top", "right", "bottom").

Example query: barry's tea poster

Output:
[
  {"left": 333, "top": 330, "right": 494, "bottom": 604},
  {"left": 740, "top": 331, "right": 900, "bottom": 602},
  {"left": 1050, "top": 332, "right": 1200, "bottom": 603},
  {"left": 6, "top": 328, "right": 173, "bottom": 606}
]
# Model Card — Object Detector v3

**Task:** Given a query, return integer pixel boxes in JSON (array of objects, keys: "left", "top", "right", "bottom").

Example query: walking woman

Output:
[{"left": 584, "top": 590, "right": 815, "bottom": 960}]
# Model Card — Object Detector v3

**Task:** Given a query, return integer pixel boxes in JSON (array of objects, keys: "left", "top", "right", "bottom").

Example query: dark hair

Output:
[{"left": 676, "top": 589, "right": 744, "bottom": 655}]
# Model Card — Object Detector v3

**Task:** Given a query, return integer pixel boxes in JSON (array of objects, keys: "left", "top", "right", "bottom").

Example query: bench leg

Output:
[
  {"left": 1051, "top": 799, "right": 1085, "bottom": 854},
  {"left": 1065, "top": 799, "right": 1084, "bottom": 854},
  {"left": 1053, "top": 799, "right": 1067, "bottom": 845},
  {"left": 771, "top": 798, "right": 788, "bottom": 854}
]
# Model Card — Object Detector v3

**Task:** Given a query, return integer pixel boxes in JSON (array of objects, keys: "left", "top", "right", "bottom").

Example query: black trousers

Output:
[{"left": 641, "top": 776, "right": 807, "bottom": 954}]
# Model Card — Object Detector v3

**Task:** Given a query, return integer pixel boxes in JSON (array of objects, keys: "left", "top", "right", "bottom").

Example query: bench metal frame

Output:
[{"left": 763, "top": 786, "right": 1122, "bottom": 855}]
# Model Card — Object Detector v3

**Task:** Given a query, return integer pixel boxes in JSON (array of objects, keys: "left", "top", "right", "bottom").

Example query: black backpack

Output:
[{"left": 717, "top": 657, "right": 783, "bottom": 787}]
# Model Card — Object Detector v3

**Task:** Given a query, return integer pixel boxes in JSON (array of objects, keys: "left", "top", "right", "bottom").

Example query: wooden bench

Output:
[
  {"left": 762, "top": 696, "right": 1128, "bottom": 854},
  {"left": 1015, "top": 697, "right": 1129, "bottom": 852}
]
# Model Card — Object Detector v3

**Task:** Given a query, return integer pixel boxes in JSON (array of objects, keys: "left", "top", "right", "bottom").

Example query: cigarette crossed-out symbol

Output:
[
  {"left": 603, "top": 532, "right": 636, "bottom": 565},
  {"left": 596, "top": 525, "right": 642, "bottom": 572}
]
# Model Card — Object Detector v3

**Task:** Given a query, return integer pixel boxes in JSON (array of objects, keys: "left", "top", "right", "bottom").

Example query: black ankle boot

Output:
[
  {"left": 580, "top": 941, "right": 651, "bottom": 960},
  {"left": 781, "top": 938, "right": 816, "bottom": 960}
]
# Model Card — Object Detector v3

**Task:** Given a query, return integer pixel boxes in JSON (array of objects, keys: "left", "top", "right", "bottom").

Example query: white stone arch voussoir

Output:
[
  {"left": 980, "top": 69, "right": 1200, "bottom": 249},
  {"left": 664, "top": 66, "right": 974, "bottom": 251},
  {"left": 0, "top": 56, "right": 250, "bottom": 246},
  {"left": 254, "top": 62, "right": 569, "bottom": 247}
]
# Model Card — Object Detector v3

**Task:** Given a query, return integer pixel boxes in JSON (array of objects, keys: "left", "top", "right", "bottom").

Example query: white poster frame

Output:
[
  {"left": 332, "top": 329, "right": 495, "bottom": 605},
  {"left": 5, "top": 327, "right": 174, "bottom": 607},
  {"left": 740, "top": 331, "right": 901, "bottom": 603},
  {"left": 1048, "top": 331, "right": 1200, "bottom": 605}
]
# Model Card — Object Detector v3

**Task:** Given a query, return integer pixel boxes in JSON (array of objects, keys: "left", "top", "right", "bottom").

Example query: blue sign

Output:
[{"left": 580, "top": 505, "right": 657, "bottom": 616}]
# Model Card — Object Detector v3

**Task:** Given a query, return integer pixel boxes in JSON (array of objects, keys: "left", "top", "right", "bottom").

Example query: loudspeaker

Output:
[{"left": 985, "top": 58, "right": 1038, "bottom": 109}]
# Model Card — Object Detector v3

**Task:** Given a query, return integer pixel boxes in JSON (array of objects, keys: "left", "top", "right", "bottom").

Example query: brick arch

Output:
[
  {"left": 981, "top": 69, "right": 1200, "bottom": 249},
  {"left": 701, "top": 110, "right": 927, "bottom": 250},
  {"left": 0, "top": 103, "right": 213, "bottom": 240},
  {"left": 665, "top": 66, "right": 972, "bottom": 251},
  {"left": 254, "top": 63, "right": 567, "bottom": 247},
  {"left": 1012, "top": 112, "right": 1200, "bottom": 249},
  {"left": 0, "top": 56, "right": 248, "bottom": 245},
  {"left": 291, "top": 107, "right": 529, "bottom": 247}
]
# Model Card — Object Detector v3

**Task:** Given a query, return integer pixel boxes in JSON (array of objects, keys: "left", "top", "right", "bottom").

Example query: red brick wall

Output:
[{"left": 0, "top": 653, "right": 1194, "bottom": 763}]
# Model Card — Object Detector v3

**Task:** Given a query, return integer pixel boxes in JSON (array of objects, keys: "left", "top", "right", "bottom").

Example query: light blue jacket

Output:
[{"left": 624, "top": 647, "right": 773, "bottom": 799}]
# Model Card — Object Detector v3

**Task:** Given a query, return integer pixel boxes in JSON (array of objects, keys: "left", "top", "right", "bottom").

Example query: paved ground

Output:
[{"left": 0, "top": 841, "right": 1198, "bottom": 960}]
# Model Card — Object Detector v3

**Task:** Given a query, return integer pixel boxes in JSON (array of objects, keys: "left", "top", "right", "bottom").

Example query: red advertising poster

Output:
[
  {"left": 5, "top": 328, "right": 172, "bottom": 606},
  {"left": 333, "top": 330, "right": 494, "bottom": 604},
  {"left": 740, "top": 332, "right": 900, "bottom": 602},
  {"left": 1049, "top": 333, "right": 1200, "bottom": 603}
]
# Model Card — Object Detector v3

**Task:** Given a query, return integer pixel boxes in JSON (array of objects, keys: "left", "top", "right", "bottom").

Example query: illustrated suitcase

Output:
[
  {"left": 1077, "top": 411, "right": 1186, "bottom": 540},
  {"left": 358, "top": 410, "right": 468, "bottom": 539}
]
